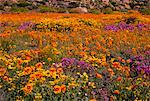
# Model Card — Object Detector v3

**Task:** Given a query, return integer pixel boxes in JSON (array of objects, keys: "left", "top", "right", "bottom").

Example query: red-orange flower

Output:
[
  {"left": 0, "top": 67, "right": 6, "bottom": 77},
  {"left": 61, "top": 85, "right": 66, "bottom": 93},
  {"left": 23, "top": 67, "right": 32, "bottom": 75},
  {"left": 90, "top": 99, "right": 97, "bottom": 101},
  {"left": 108, "top": 68, "right": 115, "bottom": 76},
  {"left": 113, "top": 90, "right": 120, "bottom": 94},
  {"left": 35, "top": 72, "right": 43, "bottom": 79},
  {"left": 95, "top": 73, "right": 102, "bottom": 79},
  {"left": 3, "top": 76, "right": 9, "bottom": 81},
  {"left": 50, "top": 67, "right": 56, "bottom": 75},
  {"left": 35, "top": 62, "right": 43, "bottom": 69},
  {"left": 54, "top": 85, "right": 61, "bottom": 94},
  {"left": 57, "top": 68, "right": 63, "bottom": 74},
  {"left": 22, "top": 83, "right": 33, "bottom": 94},
  {"left": 116, "top": 76, "right": 122, "bottom": 82},
  {"left": 112, "top": 62, "right": 120, "bottom": 68}
]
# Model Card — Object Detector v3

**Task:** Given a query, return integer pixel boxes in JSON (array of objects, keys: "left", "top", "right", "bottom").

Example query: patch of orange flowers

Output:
[{"left": 53, "top": 85, "right": 66, "bottom": 94}]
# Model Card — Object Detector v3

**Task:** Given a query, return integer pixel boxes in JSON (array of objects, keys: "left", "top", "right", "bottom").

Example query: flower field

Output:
[{"left": 0, "top": 12, "right": 150, "bottom": 101}]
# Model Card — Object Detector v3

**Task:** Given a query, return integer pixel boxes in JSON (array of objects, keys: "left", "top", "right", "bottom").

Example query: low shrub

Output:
[
  {"left": 38, "top": 6, "right": 57, "bottom": 13},
  {"left": 10, "top": 7, "right": 29, "bottom": 13},
  {"left": 102, "top": 7, "right": 113, "bottom": 14},
  {"left": 88, "top": 9, "right": 101, "bottom": 14},
  {"left": 140, "top": 8, "right": 150, "bottom": 15}
]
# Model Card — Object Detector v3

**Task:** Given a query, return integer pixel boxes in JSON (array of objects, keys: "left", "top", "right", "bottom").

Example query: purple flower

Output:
[{"left": 18, "top": 22, "right": 34, "bottom": 30}]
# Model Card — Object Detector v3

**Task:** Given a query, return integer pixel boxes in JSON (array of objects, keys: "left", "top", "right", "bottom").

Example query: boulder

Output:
[
  {"left": 70, "top": 7, "right": 88, "bottom": 13},
  {"left": 4, "top": 6, "right": 11, "bottom": 12},
  {"left": 124, "top": 4, "right": 131, "bottom": 9}
]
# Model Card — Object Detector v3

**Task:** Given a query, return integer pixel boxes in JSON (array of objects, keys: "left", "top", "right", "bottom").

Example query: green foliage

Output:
[
  {"left": 10, "top": 7, "right": 29, "bottom": 13},
  {"left": 17, "top": 2, "right": 32, "bottom": 7},
  {"left": 39, "top": 6, "right": 57, "bottom": 13},
  {"left": 88, "top": 9, "right": 101, "bottom": 14},
  {"left": 102, "top": 7, "right": 113, "bottom": 14},
  {"left": 140, "top": 8, "right": 150, "bottom": 15}
]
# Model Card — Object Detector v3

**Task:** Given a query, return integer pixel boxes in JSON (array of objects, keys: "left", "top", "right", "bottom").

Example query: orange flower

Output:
[
  {"left": 35, "top": 62, "right": 43, "bottom": 69},
  {"left": 47, "top": 58, "right": 52, "bottom": 61},
  {"left": 112, "top": 62, "right": 120, "bottom": 68},
  {"left": 50, "top": 67, "right": 56, "bottom": 75},
  {"left": 54, "top": 85, "right": 61, "bottom": 94},
  {"left": 108, "top": 68, "right": 114, "bottom": 76},
  {"left": 30, "top": 74, "right": 36, "bottom": 81},
  {"left": 23, "top": 67, "right": 32, "bottom": 75},
  {"left": 18, "top": 59, "right": 23, "bottom": 65},
  {"left": 113, "top": 90, "right": 120, "bottom": 94},
  {"left": 0, "top": 67, "right": 6, "bottom": 77},
  {"left": 23, "top": 83, "right": 33, "bottom": 94},
  {"left": 61, "top": 85, "right": 66, "bottom": 93},
  {"left": 3, "top": 76, "right": 9, "bottom": 81},
  {"left": 90, "top": 99, "right": 97, "bottom": 101},
  {"left": 116, "top": 77, "right": 122, "bottom": 82},
  {"left": 25, "top": 55, "right": 31, "bottom": 60},
  {"left": 95, "top": 73, "right": 102, "bottom": 79},
  {"left": 126, "top": 59, "right": 131, "bottom": 63},
  {"left": 57, "top": 68, "right": 63, "bottom": 74},
  {"left": 35, "top": 72, "right": 43, "bottom": 79}
]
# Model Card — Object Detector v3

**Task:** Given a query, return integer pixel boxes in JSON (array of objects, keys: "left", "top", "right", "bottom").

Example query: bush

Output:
[
  {"left": 88, "top": 9, "right": 101, "bottom": 14},
  {"left": 17, "top": 2, "right": 32, "bottom": 7},
  {"left": 10, "top": 7, "right": 29, "bottom": 13},
  {"left": 140, "top": 8, "right": 150, "bottom": 15},
  {"left": 38, "top": 6, "right": 57, "bottom": 13},
  {"left": 102, "top": 7, "right": 113, "bottom": 14}
]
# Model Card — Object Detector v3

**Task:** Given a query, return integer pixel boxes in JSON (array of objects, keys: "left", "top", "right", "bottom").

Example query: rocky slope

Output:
[{"left": 0, "top": 0, "right": 150, "bottom": 12}]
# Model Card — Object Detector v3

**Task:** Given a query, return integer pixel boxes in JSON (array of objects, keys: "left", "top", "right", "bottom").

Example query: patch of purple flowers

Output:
[
  {"left": 104, "top": 22, "right": 147, "bottom": 31},
  {"left": 18, "top": 21, "right": 35, "bottom": 30},
  {"left": 130, "top": 52, "right": 150, "bottom": 75},
  {"left": 61, "top": 58, "right": 92, "bottom": 69}
]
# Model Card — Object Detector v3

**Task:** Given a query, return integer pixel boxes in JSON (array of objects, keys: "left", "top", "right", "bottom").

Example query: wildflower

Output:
[
  {"left": 35, "top": 72, "right": 43, "bottom": 79},
  {"left": 90, "top": 99, "right": 97, "bottom": 101},
  {"left": 50, "top": 67, "right": 56, "bottom": 75},
  {"left": 53, "top": 85, "right": 61, "bottom": 94},
  {"left": 35, "top": 62, "right": 43, "bottom": 70},
  {"left": 3, "top": 76, "right": 9, "bottom": 81},
  {"left": 23, "top": 67, "right": 32, "bottom": 75},
  {"left": 0, "top": 67, "right": 6, "bottom": 77},
  {"left": 47, "top": 57, "right": 52, "bottom": 61},
  {"left": 112, "top": 62, "right": 120, "bottom": 68},
  {"left": 25, "top": 55, "right": 31, "bottom": 60},
  {"left": 30, "top": 73, "right": 36, "bottom": 81},
  {"left": 35, "top": 93, "right": 42, "bottom": 99},
  {"left": 116, "top": 76, "right": 122, "bottom": 82},
  {"left": 113, "top": 90, "right": 120, "bottom": 94},
  {"left": 22, "top": 83, "right": 33, "bottom": 94},
  {"left": 108, "top": 68, "right": 115, "bottom": 76},
  {"left": 95, "top": 73, "right": 103, "bottom": 79},
  {"left": 61, "top": 85, "right": 66, "bottom": 93},
  {"left": 18, "top": 59, "right": 23, "bottom": 65},
  {"left": 43, "top": 70, "right": 51, "bottom": 77},
  {"left": 57, "top": 68, "right": 63, "bottom": 74}
]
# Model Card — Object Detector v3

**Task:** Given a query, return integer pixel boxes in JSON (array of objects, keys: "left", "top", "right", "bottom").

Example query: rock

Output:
[
  {"left": 70, "top": 7, "right": 88, "bottom": 13},
  {"left": 133, "top": 5, "right": 140, "bottom": 10},
  {"left": 124, "top": 4, "right": 131, "bottom": 9},
  {"left": 115, "top": 6, "right": 120, "bottom": 10},
  {"left": 123, "top": 0, "right": 130, "bottom": 4},
  {"left": 119, "top": 5, "right": 125, "bottom": 10},
  {"left": 102, "top": 0, "right": 109, "bottom": 5},
  {"left": 4, "top": 6, "right": 11, "bottom": 12}
]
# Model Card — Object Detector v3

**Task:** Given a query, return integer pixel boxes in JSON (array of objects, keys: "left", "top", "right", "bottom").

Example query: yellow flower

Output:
[{"left": 43, "top": 70, "right": 51, "bottom": 77}]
